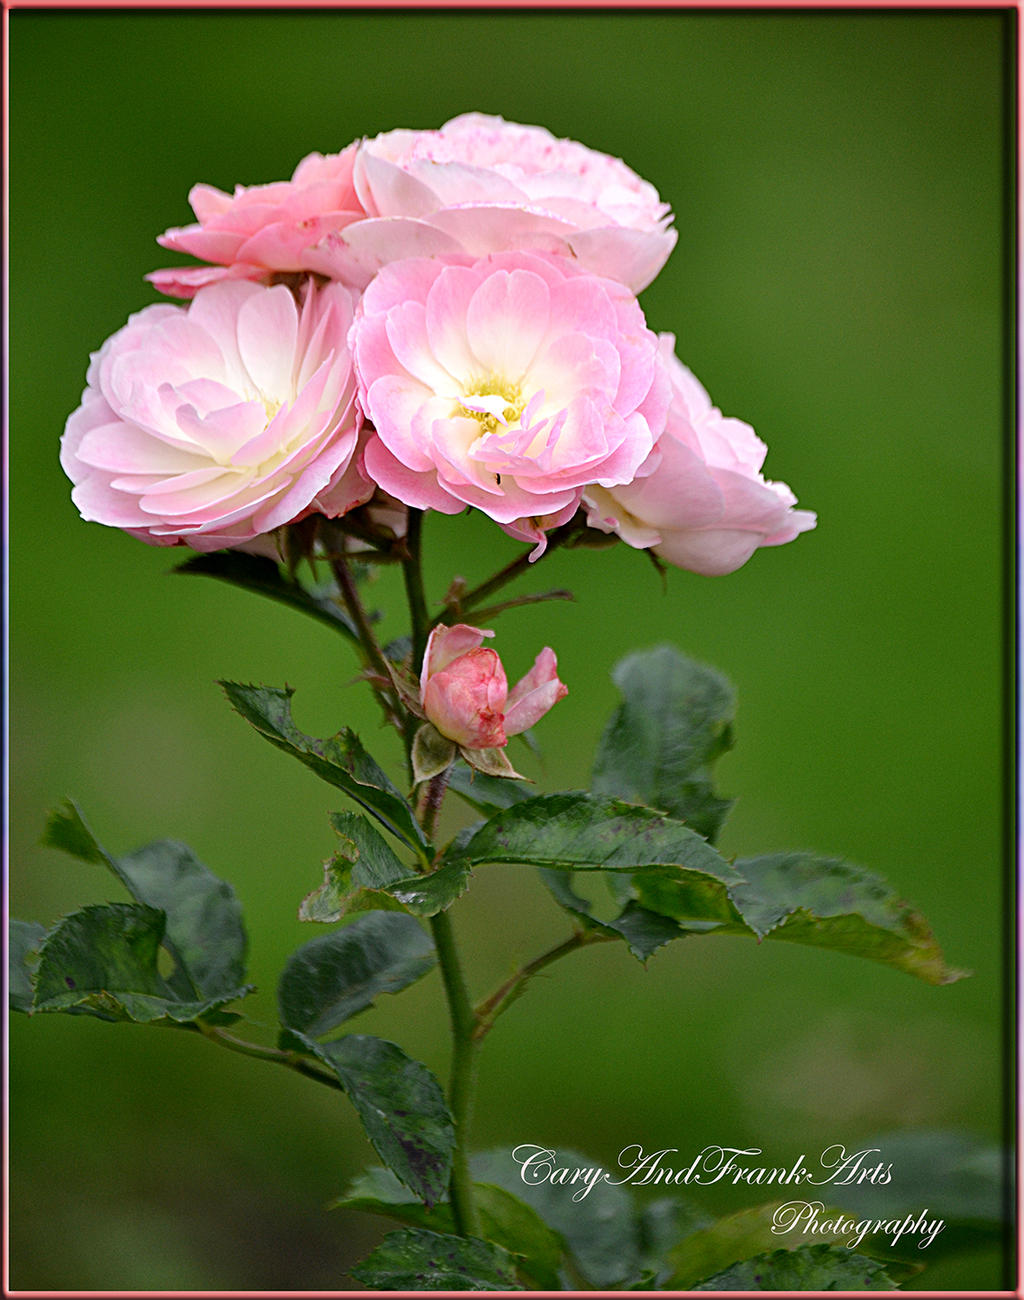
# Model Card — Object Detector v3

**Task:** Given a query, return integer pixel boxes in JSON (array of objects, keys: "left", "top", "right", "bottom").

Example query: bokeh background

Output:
[{"left": 9, "top": 8, "right": 1013, "bottom": 1292}]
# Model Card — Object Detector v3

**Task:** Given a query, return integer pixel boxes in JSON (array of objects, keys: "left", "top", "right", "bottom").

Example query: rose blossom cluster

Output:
[{"left": 62, "top": 112, "right": 815, "bottom": 571}]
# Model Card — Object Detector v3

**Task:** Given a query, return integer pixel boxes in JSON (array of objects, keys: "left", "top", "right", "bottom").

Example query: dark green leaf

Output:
[
  {"left": 9, "top": 920, "right": 47, "bottom": 1013},
  {"left": 447, "top": 759, "right": 532, "bottom": 815},
  {"left": 540, "top": 868, "right": 684, "bottom": 962},
  {"left": 220, "top": 683, "right": 426, "bottom": 852},
  {"left": 335, "top": 1167, "right": 565, "bottom": 1290},
  {"left": 693, "top": 1243, "right": 899, "bottom": 1290},
  {"left": 174, "top": 550, "right": 359, "bottom": 641},
  {"left": 451, "top": 794, "right": 742, "bottom": 933},
  {"left": 43, "top": 800, "right": 248, "bottom": 1002},
  {"left": 278, "top": 912, "right": 435, "bottom": 1038},
  {"left": 32, "top": 904, "right": 243, "bottom": 1023},
  {"left": 727, "top": 853, "right": 967, "bottom": 985},
  {"left": 351, "top": 1227, "right": 521, "bottom": 1290},
  {"left": 592, "top": 645, "right": 735, "bottom": 841},
  {"left": 300, "top": 1034, "right": 453, "bottom": 1205},
  {"left": 471, "top": 1147, "right": 641, "bottom": 1288},
  {"left": 387, "top": 860, "right": 473, "bottom": 917},
  {"left": 299, "top": 812, "right": 412, "bottom": 922}
]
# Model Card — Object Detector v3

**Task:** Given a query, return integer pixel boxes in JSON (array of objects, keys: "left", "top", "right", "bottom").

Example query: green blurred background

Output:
[{"left": 9, "top": 8, "right": 1013, "bottom": 1291}]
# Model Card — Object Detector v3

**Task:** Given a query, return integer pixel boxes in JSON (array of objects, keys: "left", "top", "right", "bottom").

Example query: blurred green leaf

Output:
[
  {"left": 592, "top": 645, "right": 735, "bottom": 842},
  {"left": 297, "top": 1033, "right": 453, "bottom": 1206},
  {"left": 299, "top": 812, "right": 412, "bottom": 922},
  {"left": 32, "top": 903, "right": 245, "bottom": 1023},
  {"left": 351, "top": 1226, "right": 521, "bottom": 1290},
  {"left": 727, "top": 853, "right": 967, "bottom": 985},
  {"left": 173, "top": 549, "right": 359, "bottom": 641},
  {"left": 278, "top": 912, "right": 435, "bottom": 1039},
  {"left": 43, "top": 799, "right": 249, "bottom": 1002},
  {"left": 220, "top": 682, "right": 426, "bottom": 852},
  {"left": 335, "top": 1166, "right": 565, "bottom": 1290},
  {"left": 692, "top": 1243, "right": 901, "bottom": 1290},
  {"left": 8, "top": 919, "right": 47, "bottom": 1013},
  {"left": 471, "top": 1147, "right": 641, "bottom": 1288},
  {"left": 638, "top": 1196, "right": 714, "bottom": 1286},
  {"left": 825, "top": 1130, "right": 1009, "bottom": 1227},
  {"left": 540, "top": 868, "right": 684, "bottom": 962}
]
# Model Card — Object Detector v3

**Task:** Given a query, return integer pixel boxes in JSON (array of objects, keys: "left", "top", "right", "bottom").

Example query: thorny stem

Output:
[
  {"left": 430, "top": 516, "right": 586, "bottom": 630},
  {"left": 328, "top": 552, "right": 402, "bottom": 729},
  {"left": 473, "top": 930, "right": 614, "bottom": 1041},
  {"left": 418, "top": 767, "right": 452, "bottom": 843},
  {"left": 394, "top": 517, "right": 481, "bottom": 1236},
  {"left": 401, "top": 509, "right": 432, "bottom": 670}
]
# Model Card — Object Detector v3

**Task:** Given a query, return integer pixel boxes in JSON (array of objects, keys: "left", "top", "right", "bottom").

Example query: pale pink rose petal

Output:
[
  {"left": 337, "top": 114, "right": 675, "bottom": 293},
  {"left": 582, "top": 336, "right": 815, "bottom": 575},
  {"left": 62, "top": 279, "right": 364, "bottom": 550},
  {"left": 350, "top": 250, "right": 664, "bottom": 551},
  {"left": 421, "top": 623, "right": 494, "bottom": 684},
  {"left": 504, "top": 648, "right": 569, "bottom": 736},
  {"left": 150, "top": 144, "right": 364, "bottom": 297}
]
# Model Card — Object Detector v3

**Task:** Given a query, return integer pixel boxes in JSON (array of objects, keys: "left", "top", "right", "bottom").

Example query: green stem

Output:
[
  {"left": 329, "top": 553, "right": 402, "bottom": 731},
  {"left": 431, "top": 515, "right": 585, "bottom": 630},
  {"left": 192, "top": 1021, "right": 345, "bottom": 1093},
  {"left": 474, "top": 929, "right": 613, "bottom": 1041},
  {"left": 430, "top": 908, "right": 481, "bottom": 1238},
  {"left": 401, "top": 509, "right": 431, "bottom": 670},
  {"left": 401, "top": 528, "right": 481, "bottom": 1236}
]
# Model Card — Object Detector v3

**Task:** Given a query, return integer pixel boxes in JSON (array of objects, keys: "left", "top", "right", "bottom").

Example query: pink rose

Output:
[
  {"left": 150, "top": 146, "right": 364, "bottom": 298},
  {"left": 305, "top": 113, "right": 676, "bottom": 293},
  {"left": 420, "top": 624, "right": 567, "bottom": 750},
  {"left": 583, "top": 336, "right": 816, "bottom": 575},
  {"left": 350, "top": 250, "right": 669, "bottom": 555},
  {"left": 61, "top": 279, "right": 371, "bottom": 551}
]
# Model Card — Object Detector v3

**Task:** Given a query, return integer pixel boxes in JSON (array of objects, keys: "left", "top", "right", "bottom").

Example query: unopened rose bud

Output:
[{"left": 420, "top": 624, "right": 567, "bottom": 752}]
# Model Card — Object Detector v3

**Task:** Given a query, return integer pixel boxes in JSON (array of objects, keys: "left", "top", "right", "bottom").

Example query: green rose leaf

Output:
[
  {"left": 278, "top": 912, "right": 435, "bottom": 1039},
  {"left": 540, "top": 869, "right": 684, "bottom": 962},
  {"left": 592, "top": 645, "right": 735, "bottom": 842},
  {"left": 174, "top": 550, "right": 360, "bottom": 642},
  {"left": 693, "top": 1243, "right": 900, "bottom": 1290},
  {"left": 662, "top": 1200, "right": 914, "bottom": 1289},
  {"left": 299, "top": 812, "right": 412, "bottom": 922},
  {"left": 351, "top": 1227, "right": 521, "bottom": 1291},
  {"left": 447, "top": 759, "right": 532, "bottom": 815},
  {"left": 9, "top": 919, "right": 47, "bottom": 1013},
  {"left": 32, "top": 903, "right": 244, "bottom": 1023},
  {"left": 220, "top": 682, "right": 426, "bottom": 853},
  {"left": 471, "top": 1147, "right": 642, "bottom": 1288},
  {"left": 42, "top": 800, "right": 251, "bottom": 1006},
  {"left": 386, "top": 860, "right": 473, "bottom": 917},
  {"left": 449, "top": 795, "right": 742, "bottom": 933},
  {"left": 727, "top": 853, "right": 967, "bottom": 986},
  {"left": 335, "top": 1166, "right": 565, "bottom": 1290},
  {"left": 296, "top": 1033, "right": 453, "bottom": 1206}
]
